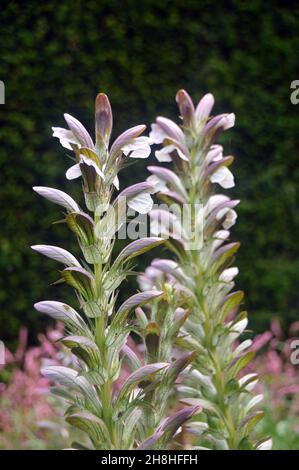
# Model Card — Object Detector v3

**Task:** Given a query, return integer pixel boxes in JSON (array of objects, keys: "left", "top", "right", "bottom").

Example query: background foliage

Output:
[{"left": 1, "top": 0, "right": 299, "bottom": 346}]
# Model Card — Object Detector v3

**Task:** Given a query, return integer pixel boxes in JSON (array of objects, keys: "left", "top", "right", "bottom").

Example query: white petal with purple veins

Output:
[
  {"left": 149, "top": 123, "right": 167, "bottom": 144},
  {"left": 128, "top": 192, "right": 153, "bottom": 214},
  {"left": 210, "top": 167, "right": 235, "bottom": 188},
  {"left": 205, "top": 195, "right": 230, "bottom": 215},
  {"left": 155, "top": 145, "right": 175, "bottom": 162},
  {"left": 205, "top": 145, "right": 223, "bottom": 164},
  {"left": 219, "top": 267, "right": 239, "bottom": 282},
  {"left": 256, "top": 438, "right": 272, "bottom": 450},
  {"left": 122, "top": 136, "right": 151, "bottom": 159},
  {"left": 52, "top": 127, "right": 81, "bottom": 150},
  {"left": 66, "top": 163, "right": 82, "bottom": 180},
  {"left": 146, "top": 174, "right": 167, "bottom": 193},
  {"left": 220, "top": 113, "right": 235, "bottom": 130},
  {"left": 222, "top": 209, "right": 237, "bottom": 229}
]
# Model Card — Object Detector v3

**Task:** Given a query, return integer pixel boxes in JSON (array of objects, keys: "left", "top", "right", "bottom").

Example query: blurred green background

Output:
[{"left": 1, "top": 0, "right": 299, "bottom": 347}]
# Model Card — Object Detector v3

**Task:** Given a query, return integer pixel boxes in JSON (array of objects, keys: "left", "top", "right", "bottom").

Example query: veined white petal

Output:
[
  {"left": 257, "top": 438, "right": 272, "bottom": 450},
  {"left": 149, "top": 123, "right": 167, "bottom": 144},
  {"left": 214, "top": 230, "right": 230, "bottom": 240},
  {"left": 223, "top": 209, "right": 237, "bottom": 229},
  {"left": 122, "top": 136, "right": 151, "bottom": 159},
  {"left": 205, "top": 145, "right": 223, "bottom": 164},
  {"left": 80, "top": 155, "right": 105, "bottom": 179},
  {"left": 147, "top": 174, "right": 167, "bottom": 192},
  {"left": 52, "top": 127, "right": 81, "bottom": 150},
  {"left": 66, "top": 164, "right": 82, "bottom": 180},
  {"left": 155, "top": 145, "right": 174, "bottom": 162},
  {"left": 232, "top": 318, "right": 248, "bottom": 335},
  {"left": 128, "top": 193, "right": 153, "bottom": 214},
  {"left": 211, "top": 230, "right": 230, "bottom": 251},
  {"left": 220, "top": 113, "right": 235, "bottom": 130},
  {"left": 150, "top": 209, "right": 183, "bottom": 240},
  {"left": 219, "top": 267, "right": 239, "bottom": 283},
  {"left": 210, "top": 167, "right": 235, "bottom": 189},
  {"left": 205, "top": 195, "right": 230, "bottom": 216}
]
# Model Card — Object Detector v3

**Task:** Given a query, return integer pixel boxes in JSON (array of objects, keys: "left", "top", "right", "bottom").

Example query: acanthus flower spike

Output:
[
  {"left": 33, "top": 92, "right": 194, "bottom": 450},
  {"left": 143, "top": 89, "right": 269, "bottom": 450}
]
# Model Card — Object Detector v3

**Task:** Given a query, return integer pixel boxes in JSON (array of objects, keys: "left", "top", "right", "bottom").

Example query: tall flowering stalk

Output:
[
  {"left": 32, "top": 93, "right": 198, "bottom": 450},
  {"left": 145, "top": 90, "right": 271, "bottom": 450}
]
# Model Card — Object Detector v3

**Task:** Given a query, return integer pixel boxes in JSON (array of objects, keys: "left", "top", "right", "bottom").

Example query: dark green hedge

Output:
[{"left": 1, "top": 0, "right": 299, "bottom": 346}]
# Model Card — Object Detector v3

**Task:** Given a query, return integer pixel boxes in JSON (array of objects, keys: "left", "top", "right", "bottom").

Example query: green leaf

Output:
[
  {"left": 228, "top": 351, "right": 256, "bottom": 378},
  {"left": 66, "top": 410, "right": 110, "bottom": 445},
  {"left": 62, "top": 267, "right": 94, "bottom": 298},
  {"left": 216, "top": 290, "right": 244, "bottom": 323},
  {"left": 117, "top": 363, "right": 169, "bottom": 401},
  {"left": 239, "top": 410, "right": 264, "bottom": 434}
]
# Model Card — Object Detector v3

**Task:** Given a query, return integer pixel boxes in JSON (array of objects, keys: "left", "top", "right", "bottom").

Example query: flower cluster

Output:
[
  {"left": 141, "top": 89, "right": 271, "bottom": 450},
  {"left": 32, "top": 94, "right": 198, "bottom": 450}
]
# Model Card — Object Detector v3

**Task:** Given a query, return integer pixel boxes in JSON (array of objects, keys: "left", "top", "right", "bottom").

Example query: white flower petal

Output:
[
  {"left": 147, "top": 174, "right": 167, "bottom": 192},
  {"left": 222, "top": 209, "right": 237, "bottom": 229},
  {"left": 122, "top": 136, "right": 151, "bottom": 159},
  {"left": 155, "top": 145, "right": 174, "bottom": 162},
  {"left": 233, "top": 318, "right": 248, "bottom": 335},
  {"left": 113, "top": 174, "right": 120, "bottom": 190},
  {"left": 210, "top": 166, "right": 235, "bottom": 189},
  {"left": 220, "top": 113, "right": 235, "bottom": 130},
  {"left": 149, "top": 123, "right": 167, "bottom": 144},
  {"left": 128, "top": 193, "right": 153, "bottom": 214},
  {"left": 66, "top": 164, "right": 82, "bottom": 180},
  {"left": 52, "top": 127, "right": 81, "bottom": 150},
  {"left": 257, "top": 438, "right": 272, "bottom": 450},
  {"left": 205, "top": 145, "right": 223, "bottom": 164},
  {"left": 205, "top": 194, "right": 230, "bottom": 216},
  {"left": 219, "top": 267, "right": 239, "bottom": 283}
]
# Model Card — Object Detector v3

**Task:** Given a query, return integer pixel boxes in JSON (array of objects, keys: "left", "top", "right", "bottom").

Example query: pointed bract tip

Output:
[
  {"left": 95, "top": 92, "right": 111, "bottom": 109},
  {"left": 95, "top": 93, "right": 113, "bottom": 146},
  {"left": 175, "top": 89, "right": 195, "bottom": 126},
  {"left": 176, "top": 88, "right": 186, "bottom": 98}
]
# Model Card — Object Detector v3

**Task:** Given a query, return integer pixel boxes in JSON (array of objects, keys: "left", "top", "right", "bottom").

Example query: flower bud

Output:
[
  {"left": 95, "top": 92, "right": 113, "bottom": 147},
  {"left": 176, "top": 89, "right": 195, "bottom": 126}
]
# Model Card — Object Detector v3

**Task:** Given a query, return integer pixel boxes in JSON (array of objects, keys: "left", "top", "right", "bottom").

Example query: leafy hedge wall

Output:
[{"left": 1, "top": 0, "right": 299, "bottom": 345}]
